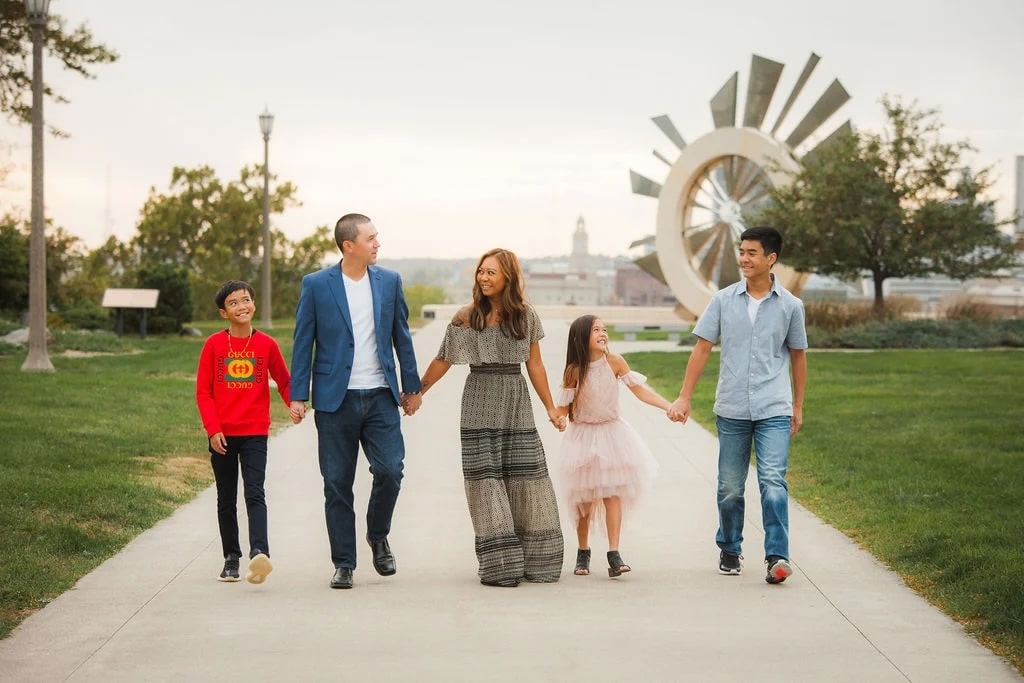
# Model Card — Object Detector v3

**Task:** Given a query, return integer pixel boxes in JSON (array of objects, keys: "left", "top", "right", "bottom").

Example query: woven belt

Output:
[{"left": 469, "top": 364, "right": 520, "bottom": 375}]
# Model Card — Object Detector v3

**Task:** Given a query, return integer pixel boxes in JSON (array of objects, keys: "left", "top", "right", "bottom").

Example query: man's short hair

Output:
[
  {"left": 335, "top": 213, "right": 371, "bottom": 249},
  {"left": 740, "top": 225, "right": 783, "bottom": 259}
]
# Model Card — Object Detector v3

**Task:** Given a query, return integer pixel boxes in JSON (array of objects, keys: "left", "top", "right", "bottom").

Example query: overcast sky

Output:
[{"left": 1, "top": 0, "right": 1021, "bottom": 260}]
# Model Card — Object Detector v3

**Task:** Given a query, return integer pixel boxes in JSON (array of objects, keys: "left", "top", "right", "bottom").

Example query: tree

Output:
[
  {"left": 0, "top": 215, "right": 28, "bottom": 316},
  {"left": 0, "top": 0, "right": 118, "bottom": 135},
  {"left": 58, "top": 236, "right": 138, "bottom": 330},
  {"left": 759, "top": 97, "right": 1017, "bottom": 320},
  {"left": 270, "top": 225, "right": 336, "bottom": 319},
  {"left": 134, "top": 165, "right": 335, "bottom": 320},
  {"left": 403, "top": 283, "right": 449, "bottom": 320},
  {"left": 133, "top": 263, "right": 192, "bottom": 334},
  {"left": 64, "top": 235, "right": 138, "bottom": 304},
  {"left": 43, "top": 224, "right": 86, "bottom": 310},
  {"left": 0, "top": 213, "right": 87, "bottom": 319}
]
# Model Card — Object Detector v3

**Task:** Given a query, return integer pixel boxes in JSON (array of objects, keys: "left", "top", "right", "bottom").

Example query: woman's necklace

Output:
[{"left": 226, "top": 327, "right": 254, "bottom": 355}]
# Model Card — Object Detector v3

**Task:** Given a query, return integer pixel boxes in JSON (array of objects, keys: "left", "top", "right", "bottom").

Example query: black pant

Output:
[{"left": 210, "top": 435, "right": 269, "bottom": 559}]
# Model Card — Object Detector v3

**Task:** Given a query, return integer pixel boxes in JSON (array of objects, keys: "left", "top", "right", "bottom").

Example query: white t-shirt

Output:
[
  {"left": 343, "top": 272, "right": 387, "bottom": 389},
  {"left": 746, "top": 291, "right": 766, "bottom": 324}
]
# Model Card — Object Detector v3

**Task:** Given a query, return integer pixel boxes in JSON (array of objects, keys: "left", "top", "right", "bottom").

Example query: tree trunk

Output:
[{"left": 873, "top": 275, "right": 886, "bottom": 322}]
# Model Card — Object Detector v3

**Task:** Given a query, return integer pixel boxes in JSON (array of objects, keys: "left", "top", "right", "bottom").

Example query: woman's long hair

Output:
[
  {"left": 469, "top": 248, "right": 528, "bottom": 339},
  {"left": 561, "top": 314, "right": 597, "bottom": 422}
]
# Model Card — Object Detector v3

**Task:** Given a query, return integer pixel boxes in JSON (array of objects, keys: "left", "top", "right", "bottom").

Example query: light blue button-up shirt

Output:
[{"left": 692, "top": 275, "right": 808, "bottom": 421}]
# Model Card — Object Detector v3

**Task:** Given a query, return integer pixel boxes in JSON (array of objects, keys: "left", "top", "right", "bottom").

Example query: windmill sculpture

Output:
[{"left": 630, "top": 53, "right": 852, "bottom": 318}]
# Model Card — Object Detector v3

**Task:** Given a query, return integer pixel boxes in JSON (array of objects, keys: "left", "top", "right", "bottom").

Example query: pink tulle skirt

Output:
[{"left": 558, "top": 417, "right": 658, "bottom": 534}]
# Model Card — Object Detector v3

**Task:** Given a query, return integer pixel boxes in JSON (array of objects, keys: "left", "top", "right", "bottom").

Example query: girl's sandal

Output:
[
  {"left": 574, "top": 548, "right": 591, "bottom": 576},
  {"left": 607, "top": 550, "right": 631, "bottom": 577}
]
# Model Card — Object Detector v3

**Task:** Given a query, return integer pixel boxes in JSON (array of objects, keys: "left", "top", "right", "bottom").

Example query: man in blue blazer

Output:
[{"left": 290, "top": 213, "right": 422, "bottom": 589}]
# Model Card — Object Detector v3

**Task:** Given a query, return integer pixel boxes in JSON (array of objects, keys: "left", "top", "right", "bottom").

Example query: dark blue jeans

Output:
[
  {"left": 209, "top": 435, "right": 269, "bottom": 559},
  {"left": 314, "top": 388, "right": 404, "bottom": 569}
]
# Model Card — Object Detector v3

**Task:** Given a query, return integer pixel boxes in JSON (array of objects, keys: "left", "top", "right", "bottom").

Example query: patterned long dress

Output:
[{"left": 436, "top": 305, "right": 564, "bottom": 586}]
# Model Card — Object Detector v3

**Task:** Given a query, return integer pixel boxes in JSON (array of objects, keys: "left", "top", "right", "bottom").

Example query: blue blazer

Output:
[{"left": 290, "top": 262, "right": 421, "bottom": 412}]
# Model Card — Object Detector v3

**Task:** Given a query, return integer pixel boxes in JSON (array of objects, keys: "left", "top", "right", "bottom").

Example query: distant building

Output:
[
  {"left": 526, "top": 216, "right": 607, "bottom": 305},
  {"left": 524, "top": 217, "right": 672, "bottom": 306},
  {"left": 569, "top": 216, "right": 589, "bottom": 273},
  {"left": 526, "top": 272, "right": 602, "bottom": 306},
  {"left": 615, "top": 263, "right": 676, "bottom": 306}
]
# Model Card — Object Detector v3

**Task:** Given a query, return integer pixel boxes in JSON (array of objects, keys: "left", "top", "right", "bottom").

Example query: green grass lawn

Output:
[{"left": 629, "top": 349, "right": 1024, "bottom": 673}]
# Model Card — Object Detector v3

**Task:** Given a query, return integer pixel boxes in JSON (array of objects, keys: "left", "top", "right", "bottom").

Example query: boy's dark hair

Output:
[
  {"left": 214, "top": 280, "right": 255, "bottom": 310},
  {"left": 739, "top": 226, "right": 783, "bottom": 259}
]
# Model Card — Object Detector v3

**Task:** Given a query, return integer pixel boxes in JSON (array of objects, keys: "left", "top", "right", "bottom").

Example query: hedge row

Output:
[{"left": 807, "top": 318, "right": 1024, "bottom": 349}]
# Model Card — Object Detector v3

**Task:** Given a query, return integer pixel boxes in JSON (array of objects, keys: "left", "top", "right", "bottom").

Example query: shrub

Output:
[
  {"left": 814, "top": 318, "right": 1024, "bottom": 349},
  {"left": 944, "top": 299, "right": 999, "bottom": 323},
  {"left": 129, "top": 265, "right": 193, "bottom": 334},
  {"left": 51, "top": 329, "right": 135, "bottom": 354},
  {"left": 56, "top": 302, "right": 114, "bottom": 331},
  {"left": 0, "top": 319, "right": 20, "bottom": 336},
  {"left": 992, "top": 318, "right": 1024, "bottom": 347},
  {"left": 804, "top": 296, "right": 923, "bottom": 333}
]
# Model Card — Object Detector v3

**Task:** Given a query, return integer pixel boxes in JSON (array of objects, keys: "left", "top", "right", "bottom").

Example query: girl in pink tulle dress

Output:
[{"left": 556, "top": 315, "right": 673, "bottom": 578}]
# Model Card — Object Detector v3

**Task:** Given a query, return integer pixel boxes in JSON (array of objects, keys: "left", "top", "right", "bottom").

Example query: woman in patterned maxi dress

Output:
[{"left": 419, "top": 248, "right": 565, "bottom": 587}]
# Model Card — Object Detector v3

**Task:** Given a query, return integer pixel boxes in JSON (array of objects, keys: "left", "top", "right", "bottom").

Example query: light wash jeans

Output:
[{"left": 715, "top": 415, "right": 791, "bottom": 560}]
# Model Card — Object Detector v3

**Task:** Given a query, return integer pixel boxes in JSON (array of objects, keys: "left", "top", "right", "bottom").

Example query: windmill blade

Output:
[
  {"left": 710, "top": 72, "right": 738, "bottom": 129},
  {"left": 652, "top": 149, "right": 673, "bottom": 167},
  {"left": 651, "top": 114, "right": 687, "bottom": 151},
  {"left": 628, "top": 235, "right": 655, "bottom": 250},
  {"left": 801, "top": 120, "right": 854, "bottom": 164},
  {"left": 630, "top": 170, "right": 662, "bottom": 198},
  {"left": 743, "top": 55, "right": 784, "bottom": 129},
  {"left": 770, "top": 53, "right": 820, "bottom": 136},
  {"left": 784, "top": 79, "right": 851, "bottom": 150},
  {"left": 632, "top": 251, "right": 668, "bottom": 286}
]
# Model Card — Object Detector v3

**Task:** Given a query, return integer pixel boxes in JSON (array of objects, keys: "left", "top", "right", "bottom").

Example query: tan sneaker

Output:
[{"left": 246, "top": 553, "right": 273, "bottom": 584}]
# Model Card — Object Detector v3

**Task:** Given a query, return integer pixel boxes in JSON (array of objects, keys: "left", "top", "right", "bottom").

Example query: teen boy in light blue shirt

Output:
[{"left": 668, "top": 225, "right": 807, "bottom": 584}]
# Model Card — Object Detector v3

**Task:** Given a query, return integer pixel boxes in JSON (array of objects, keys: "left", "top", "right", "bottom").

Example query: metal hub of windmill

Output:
[{"left": 630, "top": 53, "right": 852, "bottom": 318}]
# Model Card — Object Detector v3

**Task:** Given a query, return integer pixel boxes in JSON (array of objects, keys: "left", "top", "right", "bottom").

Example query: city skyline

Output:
[{"left": 0, "top": 0, "right": 1021, "bottom": 260}]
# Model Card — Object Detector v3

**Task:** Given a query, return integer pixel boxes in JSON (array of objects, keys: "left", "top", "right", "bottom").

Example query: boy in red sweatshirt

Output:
[{"left": 196, "top": 280, "right": 291, "bottom": 583}]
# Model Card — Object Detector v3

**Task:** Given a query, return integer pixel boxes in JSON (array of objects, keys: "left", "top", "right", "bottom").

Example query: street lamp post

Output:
[
  {"left": 22, "top": 0, "right": 54, "bottom": 372},
  {"left": 258, "top": 107, "right": 274, "bottom": 330}
]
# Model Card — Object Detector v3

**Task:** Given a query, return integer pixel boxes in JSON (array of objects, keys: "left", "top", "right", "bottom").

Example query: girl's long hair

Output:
[
  {"left": 561, "top": 314, "right": 597, "bottom": 422},
  {"left": 468, "top": 248, "right": 528, "bottom": 339}
]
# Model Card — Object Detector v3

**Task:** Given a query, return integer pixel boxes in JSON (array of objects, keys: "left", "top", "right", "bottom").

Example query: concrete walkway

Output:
[{"left": 1, "top": 318, "right": 1020, "bottom": 682}]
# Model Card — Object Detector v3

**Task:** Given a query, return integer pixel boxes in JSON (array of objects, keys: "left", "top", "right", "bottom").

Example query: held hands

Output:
[
  {"left": 289, "top": 400, "right": 307, "bottom": 424},
  {"left": 666, "top": 397, "right": 690, "bottom": 423},
  {"left": 400, "top": 392, "right": 423, "bottom": 416},
  {"left": 547, "top": 406, "right": 567, "bottom": 432}
]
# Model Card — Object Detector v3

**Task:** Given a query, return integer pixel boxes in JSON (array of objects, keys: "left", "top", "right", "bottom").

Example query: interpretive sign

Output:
[{"left": 101, "top": 288, "right": 160, "bottom": 338}]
